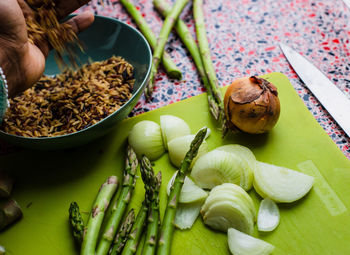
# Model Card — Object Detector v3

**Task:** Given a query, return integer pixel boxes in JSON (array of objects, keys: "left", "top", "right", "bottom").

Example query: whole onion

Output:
[{"left": 224, "top": 76, "right": 280, "bottom": 134}]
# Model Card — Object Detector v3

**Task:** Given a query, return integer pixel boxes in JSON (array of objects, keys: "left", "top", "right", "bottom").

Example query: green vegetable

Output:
[
  {"left": 81, "top": 176, "right": 118, "bottom": 255},
  {"left": 157, "top": 128, "right": 207, "bottom": 255},
  {"left": 119, "top": 0, "right": 182, "bottom": 79},
  {"left": 141, "top": 156, "right": 162, "bottom": 255},
  {"left": 68, "top": 202, "right": 85, "bottom": 245},
  {"left": 96, "top": 146, "right": 138, "bottom": 255},
  {"left": 109, "top": 209, "right": 135, "bottom": 255},
  {"left": 122, "top": 155, "right": 158, "bottom": 255},
  {"left": 193, "top": 0, "right": 227, "bottom": 134},
  {"left": 227, "top": 228, "right": 275, "bottom": 255},
  {"left": 254, "top": 162, "right": 314, "bottom": 203},
  {"left": 144, "top": 0, "right": 189, "bottom": 99},
  {"left": 153, "top": 0, "right": 222, "bottom": 126}
]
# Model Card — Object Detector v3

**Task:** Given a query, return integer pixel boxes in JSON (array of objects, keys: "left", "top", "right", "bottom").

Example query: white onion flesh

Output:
[
  {"left": 167, "top": 135, "right": 208, "bottom": 168},
  {"left": 227, "top": 228, "right": 275, "bottom": 255},
  {"left": 167, "top": 171, "right": 208, "bottom": 203},
  {"left": 160, "top": 115, "right": 191, "bottom": 150},
  {"left": 257, "top": 198, "right": 280, "bottom": 232},
  {"left": 191, "top": 150, "right": 252, "bottom": 190},
  {"left": 128, "top": 120, "right": 165, "bottom": 160},
  {"left": 174, "top": 201, "right": 203, "bottom": 230},
  {"left": 254, "top": 162, "right": 314, "bottom": 203},
  {"left": 202, "top": 200, "right": 254, "bottom": 234},
  {"left": 204, "top": 183, "right": 256, "bottom": 221},
  {"left": 201, "top": 183, "right": 255, "bottom": 234}
]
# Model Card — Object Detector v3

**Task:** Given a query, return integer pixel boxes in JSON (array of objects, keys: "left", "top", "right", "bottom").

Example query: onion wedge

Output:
[
  {"left": 174, "top": 201, "right": 203, "bottom": 230},
  {"left": 167, "top": 171, "right": 208, "bottom": 203},
  {"left": 128, "top": 120, "right": 165, "bottom": 160},
  {"left": 160, "top": 115, "right": 191, "bottom": 150},
  {"left": 227, "top": 228, "right": 275, "bottom": 255},
  {"left": 167, "top": 135, "right": 208, "bottom": 168},
  {"left": 191, "top": 150, "right": 253, "bottom": 190},
  {"left": 254, "top": 162, "right": 314, "bottom": 203},
  {"left": 257, "top": 198, "right": 280, "bottom": 232},
  {"left": 202, "top": 200, "right": 254, "bottom": 234}
]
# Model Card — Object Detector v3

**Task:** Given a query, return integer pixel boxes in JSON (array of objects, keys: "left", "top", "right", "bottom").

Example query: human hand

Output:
[{"left": 0, "top": 0, "right": 94, "bottom": 97}]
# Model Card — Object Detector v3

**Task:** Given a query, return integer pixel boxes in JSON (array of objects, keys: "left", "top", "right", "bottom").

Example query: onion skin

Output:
[{"left": 224, "top": 76, "right": 280, "bottom": 134}]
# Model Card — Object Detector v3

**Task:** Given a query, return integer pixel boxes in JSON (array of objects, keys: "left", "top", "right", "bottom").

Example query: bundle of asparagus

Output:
[{"left": 120, "top": 0, "right": 227, "bottom": 134}]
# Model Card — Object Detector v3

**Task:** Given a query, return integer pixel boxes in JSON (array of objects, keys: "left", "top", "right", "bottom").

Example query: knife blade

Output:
[
  {"left": 279, "top": 43, "right": 350, "bottom": 138},
  {"left": 343, "top": 0, "right": 350, "bottom": 9}
]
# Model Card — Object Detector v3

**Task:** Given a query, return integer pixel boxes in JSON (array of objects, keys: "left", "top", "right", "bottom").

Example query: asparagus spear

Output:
[
  {"left": 193, "top": 0, "right": 227, "bottom": 134},
  {"left": 96, "top": 146, "right": 138, "bottom": 255},
  {"left": 109, "top": 209, "right": 135, "bottom": 255},
  {"left": 140, "top": 158, "right": 162, "bottom": 255},
  {"left": 121, "top": 203, "right": 148, "bottom": 255},
  {"left": 69, "top": 202, "right": 85, "bottom": 245},
  {"left": 80, "top": 176, "right": 118, "bottom": 255},
  {"left": 122, "top": 156, "right": 157, "bottom": 255},
  {"left": 157, "top": 128, "right": 207, "bottom": 255},
  {"left": 0, "top": 199, "right": 22, "bottom": 231},
  {"left": 144, "top": 0, "right": 189, "bottom": 99},
  {"left": 153, "top": 0, "right": 221, "bottom": 121},
  {"left": 119, "top": 0, "right": 182, "bottom": 80}
]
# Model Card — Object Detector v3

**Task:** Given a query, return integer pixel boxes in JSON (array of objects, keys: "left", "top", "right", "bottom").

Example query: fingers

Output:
[
  {"left": 64, "top": 11, "right": 94, "bottom": 35},
  {"left": 55, "top": 0, "right": 93, "bottom": 19}
]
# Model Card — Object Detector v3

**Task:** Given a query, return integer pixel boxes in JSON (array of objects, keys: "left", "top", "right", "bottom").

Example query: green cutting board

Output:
[{"left": 1, "top": 72, "right": 350, "bottom": 254}]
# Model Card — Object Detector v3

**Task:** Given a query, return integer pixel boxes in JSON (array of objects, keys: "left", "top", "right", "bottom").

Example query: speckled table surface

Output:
[{"left": 79, "top": 0, "right": 350, "bottom": 159}]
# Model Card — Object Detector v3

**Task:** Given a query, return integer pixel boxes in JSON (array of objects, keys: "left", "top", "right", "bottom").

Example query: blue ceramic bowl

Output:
[{"left": 0, "top": 15, "right": 152, "bottom": 150}]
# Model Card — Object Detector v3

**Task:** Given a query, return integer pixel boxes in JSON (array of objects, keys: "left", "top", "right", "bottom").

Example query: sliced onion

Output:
[
  {"left": 227, "top": 228, "right": 275, "bottom": 255},
  {"left": 205, "top": 183, "right": 256, "bottom": 221},
  {"left": 202, "top": 200, "right": 254, "bottom": 234},
  {"left": 160, "top": 115, "right": 191, "bottom": 150},
  {"left": 128, "top": 120, "right": 165, "bottom": 160},
  {"left": 167, "top": 135, "right": 208, "bottom": 168},
  {"left": 191, "top": 150, "right": 252, "bottom": 190},
  {"left": 174, "top": 201, "right": 203, "bottom": 230},
  {"left": 254, "top": 162, "right": 314, "bottom": 203},
  {"left": 257, "top": 198, "right": 280, "bottom": 232},
  {"left": 215, "top": 144, "right": 256, "bottom": 174},
  {"left": 167, "top": 171, "right": 208, "bottom": 203}
]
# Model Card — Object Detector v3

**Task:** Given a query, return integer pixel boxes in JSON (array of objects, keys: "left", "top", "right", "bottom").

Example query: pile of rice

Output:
[{"left": 0, "top": 56, "right": 135, "bottom": 137}]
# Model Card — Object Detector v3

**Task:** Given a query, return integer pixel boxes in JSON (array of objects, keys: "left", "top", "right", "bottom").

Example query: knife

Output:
[
  {"left": 279, "top": 43, "right": 350, "bottom": 138},
  {"left": 343, "top": 0, "right": 350, "bottom": 9}
]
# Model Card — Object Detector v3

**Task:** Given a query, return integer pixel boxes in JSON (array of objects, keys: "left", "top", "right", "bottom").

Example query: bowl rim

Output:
[{"left": 0, "top": 15, "right": 152, "bottom": 141}]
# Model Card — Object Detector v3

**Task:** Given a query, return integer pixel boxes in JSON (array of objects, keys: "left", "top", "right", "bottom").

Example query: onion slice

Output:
[
  {"left": 167, "top": 135, "right": 208, "bottom": 168},
  {"left": 128, "top": 120, "right": 165, "bottom": 160},
  {"left": 227, "top": 228, "right": 275, "bottom": 255},
  {"left": 254, "top": 162, "right": 314, "bottom": 203},
  {"left": 167, "top": 171, "right": 208, "bottom": 203},
  {"left": 257, "top": 198, "right": 280, "bottom": 232},
  {"left": 191, "top": 150, "right": 253, "bottom": 190},
  {"left": 160, "top": 115, "right": 191, "bottom": 150},
  {"left": 174, "top": 201, "right": 203, "bottom": 230}
]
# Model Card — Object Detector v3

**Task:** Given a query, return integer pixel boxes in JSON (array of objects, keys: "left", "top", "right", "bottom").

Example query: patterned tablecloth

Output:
[
  {"left": 3, "top": 0, "right": 347, "bottom": 158},
  {"left": 80, "top": 0, "right": 350, "bottom": 158}
]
